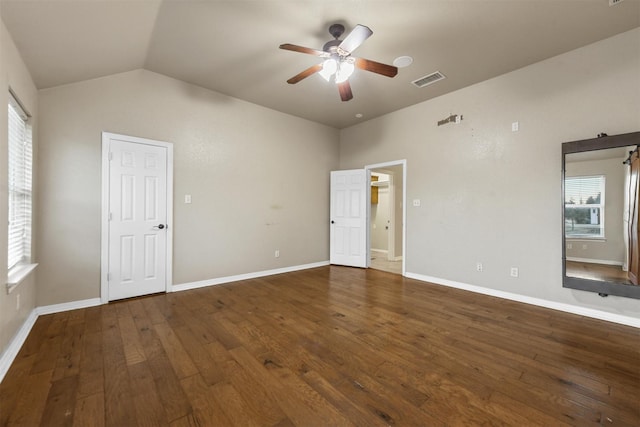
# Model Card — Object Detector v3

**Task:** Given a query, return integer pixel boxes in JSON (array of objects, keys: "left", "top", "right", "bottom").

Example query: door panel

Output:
[
  {"left": 330, "top": 169, "right": 367, "bottom": 267},
  {"left": 108, "top": 137, "right": 168, "bottom": 301}
]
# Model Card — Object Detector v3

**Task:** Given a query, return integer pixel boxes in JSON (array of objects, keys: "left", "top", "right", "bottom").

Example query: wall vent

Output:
[
  {"left": 609, "top": 0, "right": 624, "bottom": 6},
  {"left": 412, "top": 71, "right": 446, "bottom": 88}
]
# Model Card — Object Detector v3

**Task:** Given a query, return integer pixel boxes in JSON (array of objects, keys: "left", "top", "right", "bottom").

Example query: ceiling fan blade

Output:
[
  {"left": 280, "top": 43, "right": 329, "bottom": 57},
  {"left": 338, "top": 24, "right": 373, "bottom": 55},
  {"left": 354, "top": 57, "right": 398, "bottom": 78},
  {"left": 338, "top": 80, "right": 353, "bottom": 102},
  {"left": 286, "top": 64, "right": 323, "bottom": 84}
]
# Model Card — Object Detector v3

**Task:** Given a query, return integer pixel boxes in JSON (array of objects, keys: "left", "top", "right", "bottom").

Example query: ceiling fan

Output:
[{"left": 280, "top": 24, "right": 398, "bottom": 102}]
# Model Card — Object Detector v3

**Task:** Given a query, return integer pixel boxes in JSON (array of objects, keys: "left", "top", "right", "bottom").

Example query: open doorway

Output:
[{"left": 366, "top": 161, "right": 406, "bottom": 275}]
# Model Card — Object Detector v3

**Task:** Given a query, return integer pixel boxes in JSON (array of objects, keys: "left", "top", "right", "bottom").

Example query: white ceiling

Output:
[{"left": 2, "top": 0, "right": 639, "bottom": 129}]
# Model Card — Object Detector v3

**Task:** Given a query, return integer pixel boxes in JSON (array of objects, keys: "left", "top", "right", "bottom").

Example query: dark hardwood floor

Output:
[{"left": 1, "top": 266, "right": 639, "bottom": 426}]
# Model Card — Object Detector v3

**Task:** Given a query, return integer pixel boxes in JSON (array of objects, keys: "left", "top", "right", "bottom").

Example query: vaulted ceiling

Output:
[{"left": 2, "top": 0, "right": 638, "bottom": 129}]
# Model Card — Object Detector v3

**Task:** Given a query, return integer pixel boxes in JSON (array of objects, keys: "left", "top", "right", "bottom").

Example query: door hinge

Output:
[{"left": 108, "top": 212, "right": 112, "bottom": 221}]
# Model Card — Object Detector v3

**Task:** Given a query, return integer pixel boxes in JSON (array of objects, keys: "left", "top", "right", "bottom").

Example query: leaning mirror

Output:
[{"left": 562, "top": 131, "right": 640, "bottom": 299}]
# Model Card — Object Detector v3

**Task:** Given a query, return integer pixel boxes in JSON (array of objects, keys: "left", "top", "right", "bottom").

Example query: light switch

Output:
[{"left": 185, "top": 194, "right": 192, "bottom": 204}]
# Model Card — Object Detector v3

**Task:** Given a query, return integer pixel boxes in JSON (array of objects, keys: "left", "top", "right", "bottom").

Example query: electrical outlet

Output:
[
  {"left": 511, "top": 121, "right": 519, "bottom": 132},
  {"left": 275, "top": 250, "right": 280, "bottom": 258},
  {"left": 476, "top": 262, "right": 483, "bottom": 272},
  {"left": 510, "top": 267, "right": 519, "bottom": 278},
  {"left": 567, "top": 243, "right": 572, "bottom": 249},
  {"left": 413, "top": 199, "right": 421, "bottom": 207},
  {"left": 184, "top": 194, "right": 192, "bottom": 204}
]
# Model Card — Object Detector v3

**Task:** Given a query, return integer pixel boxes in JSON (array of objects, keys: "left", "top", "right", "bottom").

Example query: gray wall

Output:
[
  {"left": 2, "top": 22, "right": 639, "bottom": 362},
  {"left": 0, "top": 19, "right": 38, "bottom": 356},
  {"left": 37, "top": 69, "right": 339, "bottom": 306},
  {"left": 339, "top": 28, "right": 640, "bottom": 319}
]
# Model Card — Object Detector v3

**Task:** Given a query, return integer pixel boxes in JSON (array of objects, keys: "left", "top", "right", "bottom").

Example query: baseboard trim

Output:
[
  {"left": 1, "top": 298, "right": 102, "bottom": 383},
  {"left": 405, "top": 272, "right": 640, "bottom": 328},
  {"left": 36, "top": 298, "right": 102, "bottom": 316},
  {"left": 0, "top": 309, "right": 38, "bottom": 383},
  {"left": 172, "top": 261, "right": 330, "bottom": 293},
  {"left": 566, "top": 257, "right": 624, "bottom": 266}
]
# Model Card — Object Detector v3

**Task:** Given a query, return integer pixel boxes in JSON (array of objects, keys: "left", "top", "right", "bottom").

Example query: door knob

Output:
[
  {"left": 331, "top": 220, "right": 335, "bottom": 224},
  {"left": 153, "top": 224, "right": 166, "bottom": 230}
]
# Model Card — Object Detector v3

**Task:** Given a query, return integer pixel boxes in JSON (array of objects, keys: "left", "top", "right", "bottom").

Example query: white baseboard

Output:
[
  {"left": 566, "top": 257, "right": 624, "bottom": 266},
  {"left": 36, "top": 298, "right": 102, "bottom": 316},
  {"left": 371, "top": 249, "right": 388, "bottom": 254},
  {"left": 0, "top": 297, "right": 101, "bottom": 384},
  {"left": 172, "top": 261, "right": 330, "bottom": 293},
  {"left": 405, "top": 272, "right": 640, "bottom": 328},
  {"left": 0, "top": 309, "right": 38, "bottom": 383}
]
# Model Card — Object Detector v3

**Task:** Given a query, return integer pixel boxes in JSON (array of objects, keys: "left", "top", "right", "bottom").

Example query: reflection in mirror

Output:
[{"left": 562, "top": 132, "right": 640, "bottom": 299}]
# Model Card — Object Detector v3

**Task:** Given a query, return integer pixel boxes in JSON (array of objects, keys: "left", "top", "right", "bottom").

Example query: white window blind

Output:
[
  {"left": 8, "top": 94, "right": 32, "bottom": 270},
  {"left": 564, "top": 175, "right": 605, "bottom": 238}
]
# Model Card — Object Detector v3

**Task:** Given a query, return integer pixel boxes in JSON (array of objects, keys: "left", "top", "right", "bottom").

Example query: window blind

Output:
[
  {"left": 8, "top": 95, "right": 32, "bottom": 270},
  {"left": 565, "top": 176, "right": 604, "bottom": 206}
]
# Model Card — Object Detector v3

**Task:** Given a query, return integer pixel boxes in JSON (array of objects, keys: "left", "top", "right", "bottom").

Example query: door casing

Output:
[
  {"left": 366, "top": 160, "right": 407, "bottom": 276},
  {"left": 100, "top": 132, "right": 174, "bottom": 303}
]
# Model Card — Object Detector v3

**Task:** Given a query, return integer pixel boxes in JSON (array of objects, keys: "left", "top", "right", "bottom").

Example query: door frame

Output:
[
  {"left": 365, "top": 160, "right": 407, "bottom": 276},
  {"left": 100, "top": 132, "right": 174, "bottom": 303}
]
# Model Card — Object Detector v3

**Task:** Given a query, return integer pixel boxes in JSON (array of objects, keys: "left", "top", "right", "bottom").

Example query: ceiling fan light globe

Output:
[
  {"left": 318, "top": 69, "right": 332, "bottom": 81},
  {"left": 319, "top": 58, "right": 338, "bottom": 81},
  {"left": 335, "top": 61, "right": 355, "bottom": 84},
  {"left": 324, "top": 58, "right": 338, "bottom": 73}
]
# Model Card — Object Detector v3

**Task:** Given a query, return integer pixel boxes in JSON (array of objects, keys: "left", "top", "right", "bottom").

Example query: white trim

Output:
[
  {"left": 0, "top": 309, "right": 37, "bottom": 383},
  {"left": 36, "top": 298, "right": 102, "bottom": 316},
  {"left": 365, "top": 160, "right": 407, "bottom": 276},
  {"left": 566, "top": 257, "right": 624, "bottom": 266},
  {"left": 172, "top": 261, "right": 330, "bottom": 293},
  {"left": 6, "top": 263, "right": 38, "bottom": 294},
  {"left": 101, "top": 132, "right": 174, "bottom": 303},
  {"left": 405, "top": 272, "right": 640, "bottom": 328},
  {"left": 0, "top": 297, "right": 100, "bottom": 384},
  {"left": 371, "top": 249, "right": 388, "bottom": 254}
]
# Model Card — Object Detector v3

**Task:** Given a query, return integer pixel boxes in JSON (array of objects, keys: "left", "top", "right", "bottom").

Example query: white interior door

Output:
[
  {"left": 103, "top": 133, "right": 172, "bottom": 301},
  {"left": 330, "top": 169, "right": 367, "bottom": 267}
]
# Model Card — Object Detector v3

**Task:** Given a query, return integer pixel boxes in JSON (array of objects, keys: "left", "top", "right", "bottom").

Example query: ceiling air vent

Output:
[
  {"left": 609, "top": 0, "right": 624, "bottom": 6},
  {"left": 412, "top": 71, "right": 446, "bottom": 88}
]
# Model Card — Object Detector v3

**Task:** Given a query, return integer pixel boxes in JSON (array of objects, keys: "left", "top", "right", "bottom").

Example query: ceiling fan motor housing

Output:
[
  {"left": 324, "top": 24, "right": 346, "bottom": 53},
  {"left": 323, "top": 39, "right": 341, "bottom": 53},
  {"left": 328, "top": 23, "right": 345, "bottom": 39}
]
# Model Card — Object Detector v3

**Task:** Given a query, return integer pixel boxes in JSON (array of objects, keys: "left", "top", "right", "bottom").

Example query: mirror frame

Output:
[{"left": 562, "top": 131, "right": 640, "bottom": 299}]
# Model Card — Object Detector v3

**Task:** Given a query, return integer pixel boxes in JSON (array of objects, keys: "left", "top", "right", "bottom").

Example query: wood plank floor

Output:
[
  {"left": 1, "top": 266, "right": 639, "bottom": 426},
  {"left": 566, "top": 261, "right": 633, "bottom": 285}
]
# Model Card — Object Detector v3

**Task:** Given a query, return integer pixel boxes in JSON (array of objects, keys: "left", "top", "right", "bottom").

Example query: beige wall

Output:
[
  {"left": 2, "top": 20, "right": 639, "bottom": 362},
  {"left": 565, "top": 157, "right": 626, "bottom": 264},
  {"left": 340, "top": 28, "right": 640, "bottom": 318},
  {"left": 37, "top": 69, "right": 339, "bottom": 306},
  {"left": 0, "top": 19, "right": 38, "bottom": 356}
]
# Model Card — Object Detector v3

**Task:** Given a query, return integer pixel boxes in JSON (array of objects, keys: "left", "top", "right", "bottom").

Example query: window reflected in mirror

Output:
[{"left": 562, "top": 132, "right": 640, "bottom": 299}]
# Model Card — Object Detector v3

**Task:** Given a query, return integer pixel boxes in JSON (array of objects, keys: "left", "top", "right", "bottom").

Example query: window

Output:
[
  {"left": 565, "top": 175, "right": 605, "bottom": 238},
  {"left": 8, "top": 94, "right": 32, "bottom": 271}
]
